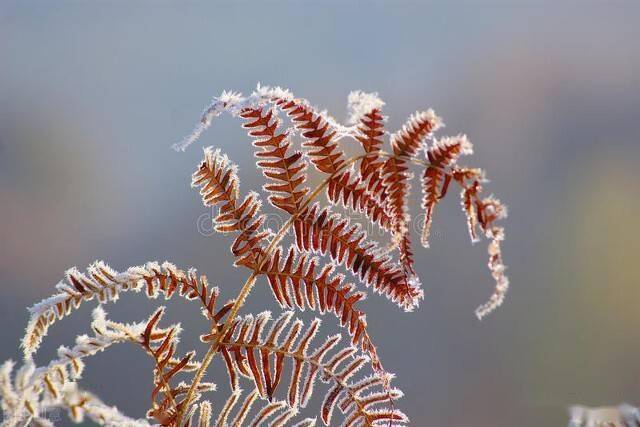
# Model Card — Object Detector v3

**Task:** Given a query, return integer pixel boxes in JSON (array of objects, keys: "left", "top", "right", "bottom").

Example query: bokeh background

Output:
[{"left": 1, "top": 2, "right": 639, "bottom": 426}]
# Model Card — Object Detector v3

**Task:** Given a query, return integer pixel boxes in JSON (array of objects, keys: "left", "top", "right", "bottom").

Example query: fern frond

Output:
[
  {"left": 450, "top": 167, "right": 509, "bottom": 318},
  {"left": 391, "top": 110, "right": 443, "bottom": 159},
  {"left": 140, "top": 307, "right": 218, "bottom": 426},
  {"left": 183, "top": 87, "right": 508, "bottom": 319},
  {"left": 294, "top": 204, "right": 423, "bottom": 311},
  {"left": 420, "top": 167, "right": 444, "bottom": 248},
  {"left": 207, "top": 312, "right": 405, "bottom": 426},
  {"left": 346, "top": 91, "right": 385, "bottom": 128},
  {"left": 239, "top": 107, "right": 310, "bottom": 216},
  {"left": 382, "top": 110, "right": 443, "bottom": 273},
  {"left": 453, "top": 170, "right": 483, "bottom": 243},
  {"left": 22, "top": 261, "right": 233, "bottom": 359},
  {"left": 192, "top": 147, "right": 269, "bottom": 268},
  {"left": 384, "top": 109, "right": 443, "bottom": 225},
  {"left": 258, "top": 246, "right": 384, "bottom": 373},
  {"left": 0, "top": 84, "right": 518, "bottom": 427},
  {"left": 475, "top": 224, "right": 509, "bottom": 319},
  {"left": 327, "top": 169, "right": 394, "bottom": 232},
  {"left": 351, "top": 100, "right": 387, "bottom": 196},
  {"left": 5, "top": 307, "right": 147, "bottom": 426},
  {"left": 269, "top": 90, "right": 395, "bottom": 236},
  {"left": 419, "top": 135, "right": 472, "bottom": 248},
  {"left": 380, "top": 156, "right": 414, "bottom": 271},
  {"left": 231, "top": 389, "right": 259, "bottom": 426},
  {"left": 269, "top": 91, "right": 395, "bottom": 238},
  {"left": 427, "top": 134, "right": 473, "bottom": 168},
  {"left": 259, "top": 89, "right": 395, "bottom": 239},
  {"left": 262, "top": 94, "right": 344, "bottom": 176}
]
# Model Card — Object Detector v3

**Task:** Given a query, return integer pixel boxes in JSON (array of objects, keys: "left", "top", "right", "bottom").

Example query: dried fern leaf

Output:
[
  {"left": 327, "top": 169, "right": 393, "bottom": 233},
  {"left": 140, "top": 304, "right": 228, "bottom": 425},
  {"left": 192, "top": 147, "right": 269, "bottom": 268},
  {"left": 181, "top": 86, "right": 510, "bottom": 319},
  {"left": 259, "top": 89, "right": 397, "bottom": 236},
  {"left": 294, "top": 204, "right": 423, "bottom": 311},
  {"left": 22, "top": 261, "right": 232, "bottom": 360},
  {"left": 426, "top": 134, "right": 473, "bottom": 168},
  {"left": 268, "top": 90, "right": 394, "bottom": 235},
  {"left": 474, "top": 225, "right": 509, "bottom": 319},
  {"left": 420, "top": 166, "right": 444, "bottom": 248},
  {"left": 212, "top": 312, "right": 406, "bottom": 426},
  {"left": 420, "top": 135, "right": 473, "bottom": 248},
  {"left": 261, "top": 94, "right": 344, "bottom": 176},
  {"left": 420, "top": 135, "right": 475, "bottom": 247},
  {"left": 239, "top": 107, "right": 310, "bottom": 216},
  {"left": 383, "top": 110, "right": 443, "bottom": 271},
  {"left": 249, "top": 399, "right": 290, "bottom": 426},
  {"left": 5, "top": 307, "right": 149, "bottom": 426},
  {"left": 391, "top": 110, "right": 443, "bottom": 159},
  {"left": 261, "top": 89, "right": 395, "bottom": 242},
  {"left": 451, "top": 168, "right": 509, "bottom": 318},
  {"left": 213, "top": 388, "right": 307, "bottom": 427},
  {"left": 454, "top": 173, "right": 482, "bottom": 243},
  {"left": 259, "top": 246, "right": 384, "bottom": 374},
  {"left": 348, "top": 92, "right": 386, "bottom": 186}
]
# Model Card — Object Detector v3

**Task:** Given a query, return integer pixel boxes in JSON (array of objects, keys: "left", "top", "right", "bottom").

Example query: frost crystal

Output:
[{"left": 347, "top": 90, "right": 385, "bottom": 125}]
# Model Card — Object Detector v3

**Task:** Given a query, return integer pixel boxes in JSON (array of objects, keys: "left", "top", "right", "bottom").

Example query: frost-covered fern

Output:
[
  {"left": 569, "top": 404, "right": 640, "bottom": 427},
  {"left": 1, "top": 85, "right": 509, "bottom": 426}
]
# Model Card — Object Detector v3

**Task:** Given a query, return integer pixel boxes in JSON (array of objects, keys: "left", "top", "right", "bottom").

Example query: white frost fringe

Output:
[
  {"left": 346, "top": 90, "right": 385, "bottom": 125},
  {"left": 22, "top": 260, "right": 194, "bottom": 359},
  {"left": 475, "top": 226, "right": 509, "bottom": 320},
  {"left": 2, "top": 308, "right": 148, "bottom": 427},
  {"left": 174, "top": 83, "right": 367, "bottom": 152},
  {"left": 569, "top": 404, "right": 640, "bottom": 427}
]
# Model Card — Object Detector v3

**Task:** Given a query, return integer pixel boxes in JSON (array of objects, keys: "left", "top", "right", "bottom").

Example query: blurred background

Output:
[{"left": 1, "top": 2, "right": 639, "bottom": 426}]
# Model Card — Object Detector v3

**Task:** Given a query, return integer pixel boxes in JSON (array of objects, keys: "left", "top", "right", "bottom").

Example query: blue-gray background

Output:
[{"left": 1, "top": 2, "right": 639, "bottom": 426}]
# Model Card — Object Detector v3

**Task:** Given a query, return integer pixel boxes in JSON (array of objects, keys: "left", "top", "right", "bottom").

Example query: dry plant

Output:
[
  {"left": 1, "top": 85, "right": 509, "bottom": 427},
  {"left": 569, "top": 404, "right": 640, "bottom": 427}
]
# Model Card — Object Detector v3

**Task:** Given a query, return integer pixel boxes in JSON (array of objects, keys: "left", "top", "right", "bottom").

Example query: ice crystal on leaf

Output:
[
  {"left": 2, "top": 84, "right": 510, "bottom": 426},
  {"left": 346, "top": 91, "right": 385, "bottom": 126}
]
